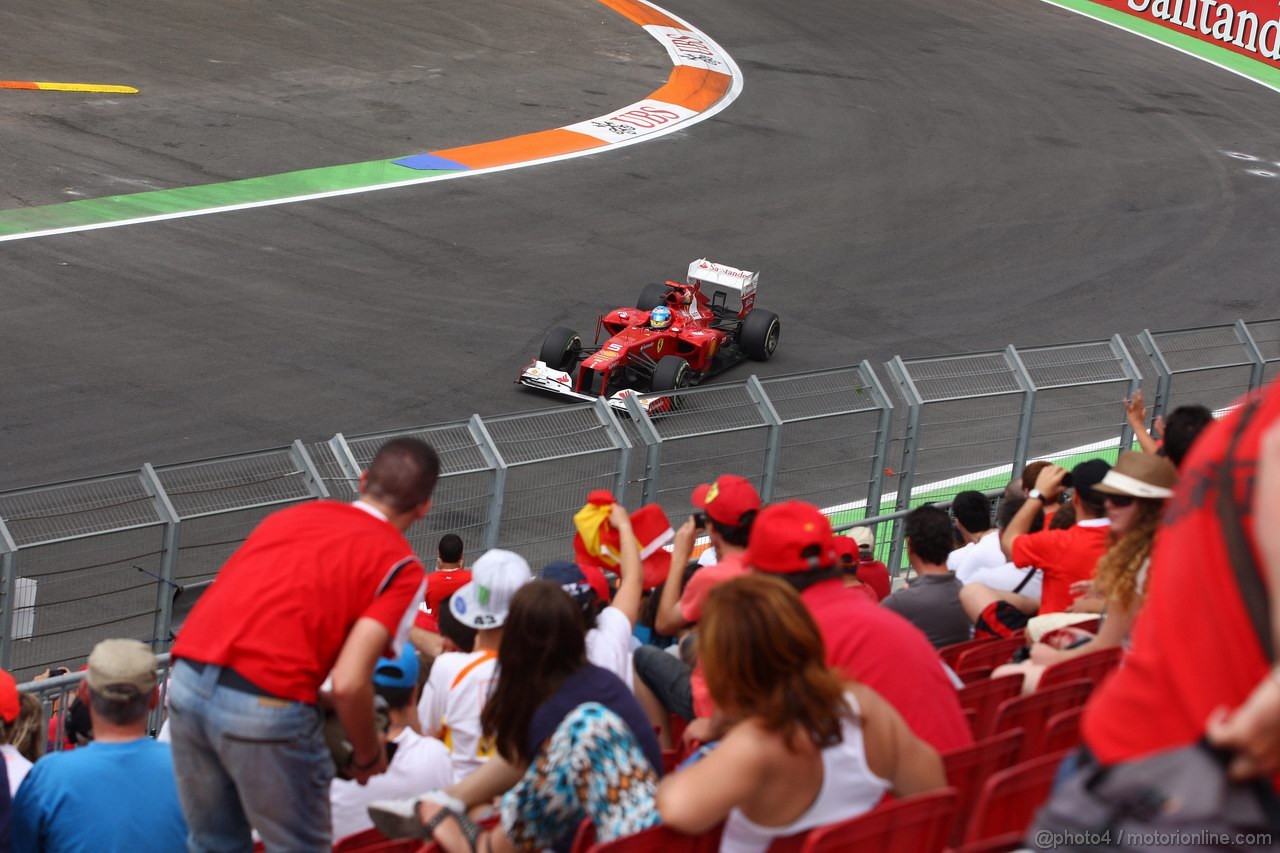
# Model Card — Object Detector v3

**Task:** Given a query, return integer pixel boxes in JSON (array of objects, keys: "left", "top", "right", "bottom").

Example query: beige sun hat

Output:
[{"left": 1093, "top": 451, "right": 1178, "bottom": 500}]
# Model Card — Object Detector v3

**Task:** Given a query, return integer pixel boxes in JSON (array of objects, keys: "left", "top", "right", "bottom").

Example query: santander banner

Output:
[{"left": 1095, "top": 0, "right": 1280, "bottom": 64}]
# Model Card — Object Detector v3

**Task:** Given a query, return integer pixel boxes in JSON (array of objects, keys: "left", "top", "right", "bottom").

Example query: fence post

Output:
[
  {"left": 1005, "top": 346, "right": 1037, "bottom": 481},
  {"left": 624, "top": 395, "right": 664, "bottom": 506},
  {"left": 140, "top": 464, "right": 181, "bottom": 653},
  {"left": 328, "top": 433, "right": 363, "bottom": 488},
  {"left": 1112, "top": 335, "right": 1144, "bottom": 452},
  {"left": 861, "top": 361, "right": 894, "bottom": 522},
  {"left": 593, "top": 399, "right": 634, "bottom": 502},
  {"left": 0, "top": 517, "right": 17, "bottom": 669},
  {"left": 1138, "top": 330, "right": 1173, "bottom": 422},
  {"left": 745, "top": 375, "right": 784, "bottom": 503},
  {"left": 885, "top": 356, "right": 923, "bottom": 578},
  {"left": 290, "top": 440, "right": 331, "bottom": 499},
  {"left": 468, "top": 416, "right": 507, "bottom": 550},
  {"left": 1235, "top": 319, "right": 1268, "bottom": 391}
]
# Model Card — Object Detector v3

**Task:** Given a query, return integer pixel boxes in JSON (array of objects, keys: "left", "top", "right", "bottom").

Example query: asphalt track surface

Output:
[{"left": 3, "top": 0, "right": 1279, "bottom": 488}]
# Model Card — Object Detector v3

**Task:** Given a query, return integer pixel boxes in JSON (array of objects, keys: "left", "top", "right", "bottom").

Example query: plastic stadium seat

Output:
[
  {"left": 956, "top": 674, "right": 1023, "bottom": 739},
  {"left": 957, "top": 666, "right": 994, "bottom": 685},
  {"left": 1043, "top": 706, "right": 1086, "bottom": 755},
  {"left": 1037, "top": 646, "right": 1123, "bottom": 692},
  {"left": 939, "top": 636, "right": 994, "bottom": 670},
  {"left": 798, "top": 788, "right": 958, "bottom": 852},
  {"left": 954, "top": 635, "right": 1026, "bottom": 674},
  {"left": 963, "top": 751, "right": 1070, "bottom": 844},
  {"left": 948, "top": 832, "right": 1028, "bottom": 852},
  {"left": 941, "top": 728, "right": 1023, "bottom": 845},
  {"left": 578, "top": 822, "right": 725, "bottom": 852},
  {"left": 991, "top": 680, "right": 1092, "bottom": 764}
]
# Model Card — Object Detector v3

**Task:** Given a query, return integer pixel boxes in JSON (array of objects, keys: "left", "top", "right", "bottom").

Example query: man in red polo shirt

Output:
[
  {"left": 168, "top": 437, "right": 439, "bottom": 852},
  {"left": 960, "top": 459, "right": 1112, "bottom": 622},
  {"left": 748, "top": 501, "right": 973, "bottom": 753},
  {"left": 409, "top": 534, "right": 472, "bottom": 657},
  {"left": 1085, "top": 387, "right": 1280, "bottom": 789}
]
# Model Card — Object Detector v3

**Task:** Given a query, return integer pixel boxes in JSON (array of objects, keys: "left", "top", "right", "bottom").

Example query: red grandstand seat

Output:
[
  {"left": 579, "top": 822, "right": 724, "bottom": 852},
  {"left": 669, "top": 713, "right": 688, "bottom": 745},
  {"left": 948, "top": 832, "right": 1027, "bottom": 853},
  {"left": 798, "top": 788, "right": 958, "bottom": 852},
  {"left": 957, "top": 666, "right": 994, "bottom": 685},
  {"left": 1037, "top": 646, "right": 1123, "bottom": 692},
  {"left": 963, "top": 751, "right": 1069, "bottom": 844},
  {"left": 991, "top": 680, "right": 1092, "bottom": 764},
  {"left": 962, "top": 708, "right": 977, "bottom": 734},
  {"left": 956, "top": 674, "right": 1023, "bottom": 739},
  {"left": 941, "top": 728, "right": 1023, "bottom": 845},
  {"left": 939, "top": 636, "right": 994, "bottom": 670},
  {"left": 954, "top": 634, "right": 1025, "bottom": 674},
  {"left": 662, "top": 748, "right": 680, "bottom": 774},
  {"left": 1043, "top": 706, "right": 1085, "bottom": 755}
]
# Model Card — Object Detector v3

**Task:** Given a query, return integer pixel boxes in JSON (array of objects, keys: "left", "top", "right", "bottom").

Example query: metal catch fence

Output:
[{"left": 2, "top": 318, "right": 1276, "bottom": 680}]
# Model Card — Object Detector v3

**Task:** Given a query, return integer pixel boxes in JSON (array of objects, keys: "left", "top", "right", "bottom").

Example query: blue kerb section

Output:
[{"left": 393, "top": 153, "right": 471, "bottom": 171}]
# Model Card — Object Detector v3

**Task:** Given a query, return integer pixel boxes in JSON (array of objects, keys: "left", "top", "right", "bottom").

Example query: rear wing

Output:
[{"left": 687, "top": 259, "right": 758, "bottom": 318}]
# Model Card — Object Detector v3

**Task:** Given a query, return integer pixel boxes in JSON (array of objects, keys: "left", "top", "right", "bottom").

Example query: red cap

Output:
[
  {"left": 832, "top": 536, "right": 859, "bottom": 567},
  {"left": 747, "top": 501, "right": 839, "bottom": 573},
  {"left": 0, "top": 669, "right": 18, "bottom": 724},
  {"left": 692, "top": 475, "right": 761, "bottom": 527}
]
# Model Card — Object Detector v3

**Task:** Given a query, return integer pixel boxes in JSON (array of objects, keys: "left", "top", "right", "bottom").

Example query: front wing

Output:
[{"left": 518, "top": 361, "right": 671, "bottom": 415}]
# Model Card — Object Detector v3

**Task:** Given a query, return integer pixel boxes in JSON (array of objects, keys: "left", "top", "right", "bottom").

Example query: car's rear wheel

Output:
[
  {"left": 539, "top": 326, "right": 582, "bottom": 371},
  {"left": 652, "top": 355, "right": 692, "bottom": 393},
  {"left": 740, "top": 309, "right": 780, "bottom": 361},
  {"left": 636, "top": 282, "right": 669, "bottom": 312}
]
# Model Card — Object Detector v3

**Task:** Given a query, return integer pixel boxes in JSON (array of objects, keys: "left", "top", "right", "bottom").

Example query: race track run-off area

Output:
[{"left": 0, "top": 0, "right": 1278, "bottom": 490}]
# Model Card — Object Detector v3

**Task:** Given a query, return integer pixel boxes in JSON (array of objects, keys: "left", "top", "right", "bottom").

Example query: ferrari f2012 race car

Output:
[{"left": 518, "top": 259, "right": 780, "bottom": 414}]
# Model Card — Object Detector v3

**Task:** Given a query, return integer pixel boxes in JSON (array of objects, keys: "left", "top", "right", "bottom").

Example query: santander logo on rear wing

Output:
[{"left": 688, "top": 258, "right": 758, "bottom": 315}]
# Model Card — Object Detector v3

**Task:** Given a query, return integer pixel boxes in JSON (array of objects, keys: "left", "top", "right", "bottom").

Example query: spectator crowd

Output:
[{"left": 3, "top": 388, "right": 1279, "bottom": 852}]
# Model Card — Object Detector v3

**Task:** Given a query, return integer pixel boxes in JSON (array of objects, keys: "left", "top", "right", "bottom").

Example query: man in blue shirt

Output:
[{"left": 13, "top": 639, "right": 187, "bottom": 852}]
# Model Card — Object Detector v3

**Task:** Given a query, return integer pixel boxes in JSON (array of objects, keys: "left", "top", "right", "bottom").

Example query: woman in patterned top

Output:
[{"left": 371, "top": 547, "right": 662, "bottom": 853}]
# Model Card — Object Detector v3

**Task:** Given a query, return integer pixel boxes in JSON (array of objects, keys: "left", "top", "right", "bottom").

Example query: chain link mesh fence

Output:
[{"left": 2, "top": 319, "right": 1274, "bottom": 672}]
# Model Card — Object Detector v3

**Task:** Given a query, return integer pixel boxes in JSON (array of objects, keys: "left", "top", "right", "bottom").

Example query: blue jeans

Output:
[{"left": 167, "top": 660, "right": 334, "bottom": 852}]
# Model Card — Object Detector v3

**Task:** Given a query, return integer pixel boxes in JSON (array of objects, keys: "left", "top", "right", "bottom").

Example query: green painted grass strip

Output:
[{"left": 0, "top": 160, "right": 455, "bottom": 237}]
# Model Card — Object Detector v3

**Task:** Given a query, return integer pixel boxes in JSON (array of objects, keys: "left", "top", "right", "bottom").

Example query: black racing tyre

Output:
[
  {"left": 740, "top": 309, "right": 780, "bottom": 361},
  {"left": 538, "top": 326, "right": 582, "bottom": 371},
  {"left": 636, "top": 282, "right": 670, "bottom": 312},
  {"left": 651, "top": 355, "right": 692, "bottom": 393}
]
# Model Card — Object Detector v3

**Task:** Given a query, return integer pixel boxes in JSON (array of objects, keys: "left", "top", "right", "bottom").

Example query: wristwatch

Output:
[{"left": 1028, "top": 488, "right": 1045, "bottom": 502}]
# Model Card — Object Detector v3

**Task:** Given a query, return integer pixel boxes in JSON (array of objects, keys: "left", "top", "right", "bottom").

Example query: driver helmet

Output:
[{"left": 649, "top": 305, "right": 673, "bottom": 329}]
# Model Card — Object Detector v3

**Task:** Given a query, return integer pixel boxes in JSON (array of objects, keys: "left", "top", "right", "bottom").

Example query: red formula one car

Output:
[{"left": 518, "top": 259, "right": 780, "bottom": 414}]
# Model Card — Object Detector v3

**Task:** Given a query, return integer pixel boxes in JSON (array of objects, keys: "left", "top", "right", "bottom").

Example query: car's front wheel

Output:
[
  {"left": 652, "top": 355, "right": 692, "bottom": 393},
  {"left": 539, "top": 326, "right": 582, "bottom": 372}
]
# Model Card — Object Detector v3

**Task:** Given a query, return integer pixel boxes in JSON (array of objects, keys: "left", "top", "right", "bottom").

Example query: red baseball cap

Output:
[
  {"left": 747, "top": 501, "right": 839, "bottom": 573},
  {"left": 0, "top": 668, "right": 19, "bottom": 724},
  {"left": 692, "top": 475, "right": 761, "bottom": 526},
  {"left": 832, "top": 535, "right": 859, "bottom": 568}
]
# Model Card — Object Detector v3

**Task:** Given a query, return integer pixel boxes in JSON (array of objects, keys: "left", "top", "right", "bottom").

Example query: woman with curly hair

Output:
[{"left": 994, "top": 451, "right": 1178, "bottom": 692}]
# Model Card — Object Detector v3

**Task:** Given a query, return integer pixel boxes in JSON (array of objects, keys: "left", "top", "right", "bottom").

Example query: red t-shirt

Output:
[
  {"left": 801, "top": 579, "right": 973, "bottom": 753},
  {"left": 680, "top": 552, "right": 748, "bottom": 625},
  {"left": 426, "top": 568, "right": 472, "bottom": 615},
  {"left": 1011, "top": 521, "right": 1111, "bottom": 613},
  {"left": 1084, "top": 387, "right": 1279, "bottom": 788},
  {"left": 856, "top": 559, "right": 891, "bottom": 601},
  {"left": 173, "top": 502, "right": 426, "bottom": 704}
]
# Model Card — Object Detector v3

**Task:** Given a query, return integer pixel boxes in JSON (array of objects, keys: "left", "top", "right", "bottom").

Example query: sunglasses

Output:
[{"left": 1103, "top": 494, "right": 1135, "bottom": 508}]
